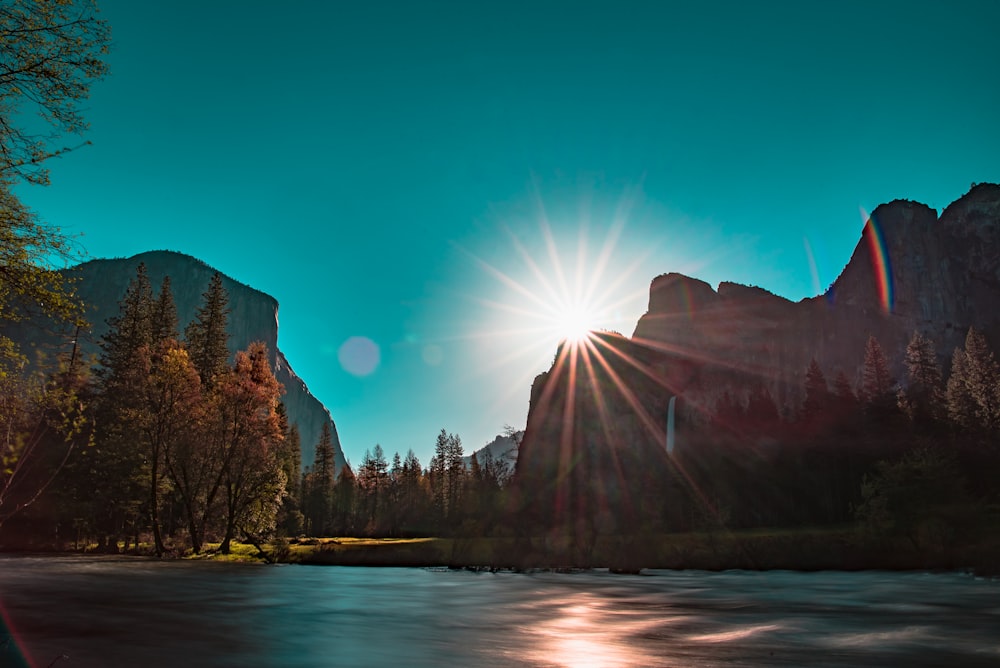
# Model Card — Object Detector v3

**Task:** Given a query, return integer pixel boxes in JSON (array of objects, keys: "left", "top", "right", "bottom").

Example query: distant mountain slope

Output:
[
  {"left": 2, "top": 250, "right": 345, "bottom": 471},
  {"left": 464, "top": 432, "right": 522, "bottom": 470}
]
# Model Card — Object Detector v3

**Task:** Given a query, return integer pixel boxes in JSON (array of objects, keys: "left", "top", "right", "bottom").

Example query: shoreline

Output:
[{"left": 3, "top": 529, "right": 998, "bottom": 576}]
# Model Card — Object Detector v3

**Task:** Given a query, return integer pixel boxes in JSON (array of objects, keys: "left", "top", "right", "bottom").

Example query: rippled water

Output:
[{"left": 1, "top": 556, "right": 998, "bottom": 667}]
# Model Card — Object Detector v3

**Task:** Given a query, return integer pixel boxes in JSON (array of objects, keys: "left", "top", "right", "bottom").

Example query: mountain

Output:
[
  {"left": 464, "top": 432, "right": 522, "bottom": 470},
  {"left": 511, "top": 183, "right": 1000, "bottom": 533},
  {"left": 2, "top": 250, "right": 346, "bottom": 472}
]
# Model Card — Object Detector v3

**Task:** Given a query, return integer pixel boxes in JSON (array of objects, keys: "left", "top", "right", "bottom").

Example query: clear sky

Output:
[{"left": 15, "top": 0, "right": 1000, "bottom": 467}]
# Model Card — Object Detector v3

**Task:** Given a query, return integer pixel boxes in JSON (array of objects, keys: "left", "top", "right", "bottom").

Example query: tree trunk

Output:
[{"left": 150, "top": 452, "right": 165, "bottom": 557}]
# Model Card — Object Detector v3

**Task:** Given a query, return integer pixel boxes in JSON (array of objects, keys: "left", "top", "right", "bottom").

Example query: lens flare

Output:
[{"left": 860, "top": 206, "right": 894, "bottom": 314}]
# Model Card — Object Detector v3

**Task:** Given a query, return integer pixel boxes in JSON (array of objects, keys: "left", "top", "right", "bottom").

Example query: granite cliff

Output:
[
  {"left": 512, "top": 184, "right": 1000, "bottom": 533},
  {"left": 4, "top": 250, "right": 345, "bottom": 471}
]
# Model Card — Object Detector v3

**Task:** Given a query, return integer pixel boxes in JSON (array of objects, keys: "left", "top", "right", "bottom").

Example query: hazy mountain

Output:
[
  {"left": 2, "top": 250, "right": 346, "bottom": 472},
  {"left": 512, "top": 183, "right": 1000, "bottom": 532},
  {"left": 464, "top": 431, "right": 522, "bottom": 470}
]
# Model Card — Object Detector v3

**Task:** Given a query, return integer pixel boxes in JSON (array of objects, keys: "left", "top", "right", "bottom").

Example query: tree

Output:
[
  {"left": 305, "top": 422, "right": 336, "bottom": 535},
  {"left": 274, "top": 404, "right": 303, "bottom": 536},
  {"left": 137, "top": 341, "right": 202, "bottom": 556},
  {"left": 0, "top": 0, "right": 110, "bottom": 185},
  {"left": 89, "top": 263, "right": 155, "bottom": 550},
  {"left": 151, "top": 276, "right": 179, "bottom": 344},
  {"left": 898, "top": 331, "right": 943, "bottom": 425},
  {"left": 185, "top": 273, "right": 230, "bottom": 387},
  {"left": 0, "top": 353, "right": 91, "bottom": 529},
  {"left": 214, "top": 342, "right": 284, "bottom": 554},
  {"left": 356, "top": 444, "right": 389, "bottom": 533},
  {"left": 946, "top": 327, "right": 1000, "bottom": 433},
  {"left": 0, "top": 183, "right": 84, "bottom": 375},
  {"left": 861, "top": 335, "right": 895, "bottom": 415},
  {"left": 332, "top": 464, "right": 356, "bottom": 535},
  {"left": 855, "top": 447, "right": 968, "bottom": 550}
]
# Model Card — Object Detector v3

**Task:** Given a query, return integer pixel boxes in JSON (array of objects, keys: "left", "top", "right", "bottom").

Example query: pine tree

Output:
[
  {"left": 333, "top": 464, "right": 356, "bottom": 535},
  {"left": 274, "top": 403, "right": 303, "bottom": 536},
  {"left": 98, "top": 263, "right": 154, "bottom": 390},
  {"left": 307, "top": 422, "right": 336, "bottom": 535},
  {"left": 185, "top": 272, "right": 230, "bottom": 386},
  {"left": 430, "top": 429, "right": 449, "bottom": 521},
  {"left": 962, "top": 327, "right": 1000, "bottom": 430},
  {"left": 899, "top": 331, "right": 943, "bottom": 424},
  {"left": 861, "top": 335, "right": 895, "bottom": 414},
  {"left": 947, "top": 348, "right": 976, "bottom": 430},
  {"left": 151, "top": 276, "right": 179, "bottom": 345},
  {"left": 91, "top": 263, "right": 155, "bottom": 550},
  {"left": 946, "top": 327, "right": 1000, "bottom": 432}
]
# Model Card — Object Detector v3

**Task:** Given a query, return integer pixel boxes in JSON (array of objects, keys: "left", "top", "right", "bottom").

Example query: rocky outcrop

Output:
[
  {"left": 4, "top": 250, "right": 345, "bottom": 471},
  {"left": 512, "top": 184, "right": 1000, "bottom": 531},
  {"left": 629, "top": 184, "right": 1000, "bottom": 413}
]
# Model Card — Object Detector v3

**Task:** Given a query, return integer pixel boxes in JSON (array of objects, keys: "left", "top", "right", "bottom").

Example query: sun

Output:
[{"left": 554, "top": 303, "right": 594, "bottom": 344}]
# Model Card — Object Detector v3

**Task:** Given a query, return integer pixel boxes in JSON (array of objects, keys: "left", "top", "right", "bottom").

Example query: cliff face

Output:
[
  {"left": 513, "top": 184, "right": 1000, "bottom": 531},
  {"left": 5, "top": 250, "right": 345, "bottom": 471}
]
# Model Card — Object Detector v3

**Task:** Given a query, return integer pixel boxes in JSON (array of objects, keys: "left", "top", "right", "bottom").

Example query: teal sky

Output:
[{"left": 16, "top": 0, "right": 1000, "bottom": 467}]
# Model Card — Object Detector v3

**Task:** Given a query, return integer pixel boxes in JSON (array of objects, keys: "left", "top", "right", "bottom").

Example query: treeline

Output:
[
  {"left": 670, "top": 328, "right": 1000, "bottom": 545},
  {"left": 291, "top": 428, "right": 513, "bottom": 539}
]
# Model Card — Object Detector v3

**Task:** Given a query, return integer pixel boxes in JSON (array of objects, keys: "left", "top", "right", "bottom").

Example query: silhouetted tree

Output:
[
  {"left": 899, "top": 331, "right": 943, "bottom": 426},
  {"left": 861, "top": 335, "right": 896, "bottom": 419},
  {"left": 305, "top": 422, "right": 336, "bottom": 535},
  {"left": 185, "top": 273, "right": 230, "bottom": 387}
]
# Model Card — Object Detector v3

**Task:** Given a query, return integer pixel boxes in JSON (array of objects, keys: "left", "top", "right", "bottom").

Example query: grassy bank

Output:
[{"left": 172, "top": 528, "right": 1000, "bottom": 575}]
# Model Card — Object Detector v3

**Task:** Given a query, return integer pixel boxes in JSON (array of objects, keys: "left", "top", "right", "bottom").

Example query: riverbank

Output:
[{"left": 8, "top": 526, "right": 996, "bottom": 575}]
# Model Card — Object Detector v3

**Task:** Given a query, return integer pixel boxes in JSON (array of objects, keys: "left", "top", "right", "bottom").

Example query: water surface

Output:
[{"left": 1, "top": 556, "right": 997, "bottom": 667}]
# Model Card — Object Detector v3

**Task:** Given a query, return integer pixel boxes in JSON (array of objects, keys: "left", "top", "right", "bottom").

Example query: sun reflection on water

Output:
[{"left": 516, "top": 592, "right": 670, "bottom": 667}]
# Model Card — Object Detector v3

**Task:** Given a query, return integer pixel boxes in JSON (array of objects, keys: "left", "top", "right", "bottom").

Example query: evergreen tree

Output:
[
  {"left": 151, "top": 276, "right": 179, "bottom": 344},
  {"left": 946, "top": 348, "right": 977, "bottom": 430},
  {"left": 861, "top": 335, "right": 895, "bottom": 415},
  {"left": 357, "top": 444, "right": 389, "bottom": 533},
  {"left": 446, "top": 433, "right": 465, "bottom": 520},
  {"left": 306, "top": 422, "right": 336, "bottom": 535},
  {"left": 274, "top": 403, "right": 303, "bottom": 536},
  {"left": 430, "top": 429, "right": 449, "bottom": 522},
  {"left": 946, "top": 327, "right": 1000, "bottom": 432},
  {"left": 962, "top": 327, "right": 1000, "bottom": 430},
  {"left": 899, "top": 331, "right": 943, "bottom": 425},
  {"left": 332, "top": 464, "right": 356, "bottom": 535},
  {"left": 397, "top": 449, "right": 426, "bottom": 534},
  {"left": 98, "top": 263, "right": 154, "bottom": 390},
  {"left": 91, "top": 263, "right": 155, "bottom": 550},
  {"left": 185, "top": 272, "right": 230, "bottom": 386}
]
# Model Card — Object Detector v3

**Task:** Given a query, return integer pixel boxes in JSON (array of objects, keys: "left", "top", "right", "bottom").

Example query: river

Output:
[{"left": 1, "top": 556, "right": 997, "bottom": 667}]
